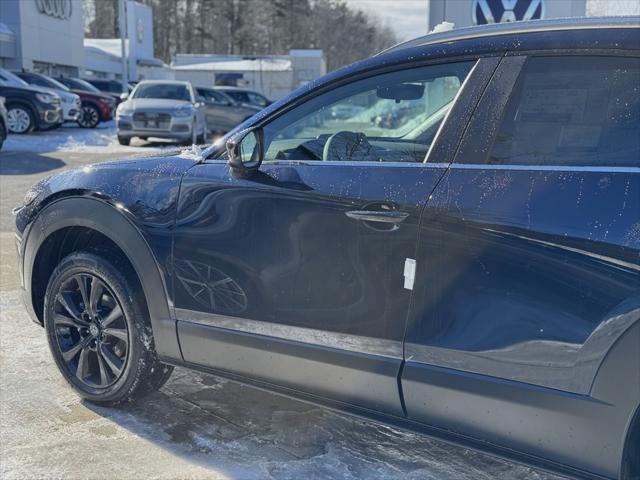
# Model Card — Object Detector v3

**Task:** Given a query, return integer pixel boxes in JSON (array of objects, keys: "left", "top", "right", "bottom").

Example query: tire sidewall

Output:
[{"left": 44, "top": 252, "right": 152, "bottom": 403}]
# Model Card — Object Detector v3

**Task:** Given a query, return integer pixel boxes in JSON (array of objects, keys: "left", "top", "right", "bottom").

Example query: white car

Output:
[
  {"left": 116, "top": 80, "right": 207, "bottom": 146},
  {"left": 13, "top": 71, "right": 81, "bottom": 123}
]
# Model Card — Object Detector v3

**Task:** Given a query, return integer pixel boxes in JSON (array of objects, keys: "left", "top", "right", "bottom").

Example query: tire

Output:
[
  {"left": 6, "top": 104, "right": 35, "bottom": 134},
  {"left": 0, "top": 121, "right": 5, "bottom": 150},
  {"left": 118, "top": 136, "right": 130, "bottom": 146},
  {"left": 182, "top": 122, "right": 197, "bottom": 146},
  {"left": 44, "top": 252, "right": 173, "bottom": 405},
  {"left": 78, "top": 103, "right": 100, "bottom": 128}
]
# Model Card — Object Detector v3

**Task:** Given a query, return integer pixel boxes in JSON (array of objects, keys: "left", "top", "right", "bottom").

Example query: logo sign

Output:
[
  {"left": 472, "top": 0, "right": 544, "bottom": 25},
  {"left": 35, "top": 0, "right": 73, "bottom": 20}
]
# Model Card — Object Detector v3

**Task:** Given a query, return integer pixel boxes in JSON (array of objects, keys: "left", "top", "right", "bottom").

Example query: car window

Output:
[
  {"left": 224, "top": 91, "right": 249, "bottom": 104},
  {"left": 61, "top": 78, "right": 101, "bottom": 93},
  {"left": 487, "top": 56, "right": 640, "bottom": 167},
  {"left": 132, "top": 83, "right": 191, "bottom": 101},
  {"left": 199, "top": 89, "right": 231, "bottom": 105},
  {"left": 262, "top": 62, "right": 474, "bottom": 163},
  {"left": 248, "top": 92, "right": 269, "bottom": 107}
]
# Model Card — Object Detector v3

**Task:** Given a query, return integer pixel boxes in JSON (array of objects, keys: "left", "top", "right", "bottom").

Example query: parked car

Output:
[
  {"left": 14, "top": 17, "right": 640, "bottom": 480},
  {"left": 116, "top": 80, "right": 207, "bottom": 145},
  {"left": 55, "top": 77, "right": 115, "bottom": 128},
  {"left": 213, "top": 86, "right": 272, "bottom": 108},
  {"left": 13, "top": 71, "right": 81, "bottom": 124},
  {"left": 85, "top": 79, "right": 133, "bottom": 106},
  {"left": 0, "top": 96, "right": 7, "bottom": 149},
  {"left": 0, "top": 68, "right": 62, "bottom": 133},
  {"left": 195, "top": 87, "right": 260, "bottom": 134}
]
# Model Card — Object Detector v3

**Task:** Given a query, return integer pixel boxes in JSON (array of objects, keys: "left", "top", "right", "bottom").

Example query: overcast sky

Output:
[{"left": 345, "top": 0, "right": 429, "bottom": 41}]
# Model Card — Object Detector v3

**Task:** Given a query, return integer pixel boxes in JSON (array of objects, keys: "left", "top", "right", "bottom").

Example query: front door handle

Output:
[{"left": 345, "top": 210, "right": 410, "bottom": 224}]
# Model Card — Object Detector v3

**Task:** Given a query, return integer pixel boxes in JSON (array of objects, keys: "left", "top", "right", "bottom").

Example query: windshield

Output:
[
  {"left": 132, "top": 83, "right": 191, "bottom": 101},
  {"left": 0, "top": 69, "right": 29, "bottom": 87},
  {"left": 42, "top": 76, "right": 71, "bottom": 91},
  {"left": 60, "top": 77, "right": 101, "bottom": 93}
]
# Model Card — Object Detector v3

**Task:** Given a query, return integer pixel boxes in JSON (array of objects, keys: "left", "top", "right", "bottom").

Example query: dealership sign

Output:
[
  {"left": 35, "top": 0, "right": 73, "bottom": 20},
  {"left": 473, "top": 0, "right": 544, "bottom": 25}
]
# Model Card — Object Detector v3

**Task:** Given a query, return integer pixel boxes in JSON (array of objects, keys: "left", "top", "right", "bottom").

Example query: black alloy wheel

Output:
[
  {"left": 44, "top": 252, "right": 173, "bottom": 404},
  {"left": 52, "top": 273, "right": 128, "bottom": 388},
  {"left": 78, "top": 104, "right": 100, "bottom": 128}
]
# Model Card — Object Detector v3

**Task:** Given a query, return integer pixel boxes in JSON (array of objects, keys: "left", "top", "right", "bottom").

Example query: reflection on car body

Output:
[{"left": 14, "top": 17, "right": 640, "bottom": 480}]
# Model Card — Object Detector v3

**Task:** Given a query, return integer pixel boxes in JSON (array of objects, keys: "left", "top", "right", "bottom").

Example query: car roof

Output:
[
  {"left": 384, "top": 16, "right": 640, "bottom": 54},
  {"left": 137, "top": 80, "right": 191, "bottom": 86}
]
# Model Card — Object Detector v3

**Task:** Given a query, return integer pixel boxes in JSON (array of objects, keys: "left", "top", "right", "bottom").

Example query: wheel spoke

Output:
[
  {"left": 96, "top": 350, "right": 110, "bottom": 387},
  {"left": 75, "top": 347, "right": 90, "bottom": 381},
  {"left": 61, "top": 336, "right": 92, "bottom": 363},
  {"left": 74, "top": 275, "right": 90, "bottom": 312},
  {"left": 89, "top": 277, "right": 104, "bottom": 317},
  {"left": 100, "top": 304, "right": 122, "bottom": 328},
  {"left": 57, "top": 292, "right": 83, "bottom": 321},
  {"left": 99, "top": 343, "right": 123, "bottom": 376},
  {"left": 54, "top": 313, "right": 86, "bottom": 330},
  {"left": 103, "top": 327, "right": 128, "bottom": 342}
]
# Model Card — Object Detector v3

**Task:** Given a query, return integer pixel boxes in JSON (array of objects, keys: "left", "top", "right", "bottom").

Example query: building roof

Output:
[
  {"left": 84, "top": 38, "right": 168, "bottom": 67},
  {"left": 172, "top": 57, "right": 292, "bottom": 72}
]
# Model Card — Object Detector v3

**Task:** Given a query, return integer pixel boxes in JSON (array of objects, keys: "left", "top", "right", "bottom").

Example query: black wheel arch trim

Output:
[{"left": 21, "top": 195, "right": 182, "bottom": 360}]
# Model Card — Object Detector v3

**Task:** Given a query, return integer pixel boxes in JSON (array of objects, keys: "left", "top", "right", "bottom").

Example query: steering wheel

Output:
[{"left": 322, "top": 131, "right": 372, "bottom": 162}]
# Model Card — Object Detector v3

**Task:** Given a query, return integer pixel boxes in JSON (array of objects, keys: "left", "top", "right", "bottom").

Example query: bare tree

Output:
[{"left": 83, "top": 0, "right": 398, "bottom": 70}]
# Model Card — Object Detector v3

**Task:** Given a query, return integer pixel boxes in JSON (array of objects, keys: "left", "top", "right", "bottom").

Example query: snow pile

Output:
[{"left": 3, "top": 121, "right": 177, "bottom": 154}]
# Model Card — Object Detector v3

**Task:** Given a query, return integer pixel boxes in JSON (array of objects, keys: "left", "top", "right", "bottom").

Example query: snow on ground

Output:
[{"left": 3, "top": 121, "right": 179, "bottom": 154}]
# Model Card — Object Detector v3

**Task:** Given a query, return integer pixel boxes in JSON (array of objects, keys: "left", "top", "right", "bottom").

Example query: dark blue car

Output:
[{"left": 14, "top": 17, "right": 640, "bottom": 479}]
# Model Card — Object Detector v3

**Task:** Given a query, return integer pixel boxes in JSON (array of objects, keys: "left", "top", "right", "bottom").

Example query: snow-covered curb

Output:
[{"left": 3, "top": 121, "right": 177, "bottom": 155}]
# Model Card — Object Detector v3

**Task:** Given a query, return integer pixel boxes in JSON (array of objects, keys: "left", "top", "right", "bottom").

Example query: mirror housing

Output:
[
  {"left": 196, "top": 95, "right": 206, "bottom": 105},
  {"left": 227, "top": 128, "right": 263, "bottom": 172},
  {"left": 120, "top": 92, "right": 129, "bottom": 101}
]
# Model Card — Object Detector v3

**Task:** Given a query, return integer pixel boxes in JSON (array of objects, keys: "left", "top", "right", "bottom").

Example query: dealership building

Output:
[
  {"left": 427, "top": 0, "right": 639, "bottom": 30},
  {"left": 0, "top": 0, "right": 84, "bottom": 76}
]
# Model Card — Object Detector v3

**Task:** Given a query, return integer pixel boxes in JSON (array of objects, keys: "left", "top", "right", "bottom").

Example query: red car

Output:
[{"left": 55, "top": 77, "right": 115, "bottom": 128}]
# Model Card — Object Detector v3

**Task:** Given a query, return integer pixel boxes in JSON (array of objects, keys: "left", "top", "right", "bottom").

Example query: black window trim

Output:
[{"left": 453, "top": 49, "right": 640, "bottom": 173}]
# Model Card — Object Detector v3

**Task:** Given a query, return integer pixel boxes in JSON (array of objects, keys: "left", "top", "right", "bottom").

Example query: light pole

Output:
[{"left": 118, "top": 0, "right": 129, "bottom": 94}]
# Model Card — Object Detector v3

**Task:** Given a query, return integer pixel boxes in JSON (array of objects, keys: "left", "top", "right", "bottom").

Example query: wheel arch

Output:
[
  {"left": 589, "top": 319, "right": 640, "bottom": 479},
  {"left": 23, "top": 196, "right": 182, "bottom": 361}
]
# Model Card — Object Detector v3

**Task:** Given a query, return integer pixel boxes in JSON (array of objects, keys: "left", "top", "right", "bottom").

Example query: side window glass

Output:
[
  {"left": 488, "top": 56, "right": 640, "bottom": 167},
  {"left": 262, "top": 61, "right": 475, "bottom": 163},
  {"left": 248, "top": 92, "right": 268, "bottom": 107}
]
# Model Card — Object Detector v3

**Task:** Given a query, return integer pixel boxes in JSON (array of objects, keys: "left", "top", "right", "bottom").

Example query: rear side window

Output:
[{"left": 488, "top": 56, "right": 640, "bottom": 167}]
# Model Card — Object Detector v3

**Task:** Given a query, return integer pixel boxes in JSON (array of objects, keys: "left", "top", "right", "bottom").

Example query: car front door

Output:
[
  {"left": 172, "top": 57, "right": 499, "bottom": 414},
  {"left": 403, "top": 53, "right": 640, "bottom": 477},
  {"left": 198, "top": 89, "right": 239, "bottom": 132}
]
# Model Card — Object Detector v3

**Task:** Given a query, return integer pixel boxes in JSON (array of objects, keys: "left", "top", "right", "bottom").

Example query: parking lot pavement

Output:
[{"left": 0, "top": 127, "right": 562, "bottom": 479}]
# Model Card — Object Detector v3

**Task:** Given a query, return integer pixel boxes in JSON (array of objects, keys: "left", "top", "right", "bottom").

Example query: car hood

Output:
[
  {"left": 36, "top": 86, "right": 78, "bottom": 102},
  {"left": 16, "top": 154, "right": 202, "bottom": 234},
  {"left": 72, "top": 89, "right": 114, "bottom": 103},
  {"left": 125, "top": 98, "right": 192, "bottom": 111}
]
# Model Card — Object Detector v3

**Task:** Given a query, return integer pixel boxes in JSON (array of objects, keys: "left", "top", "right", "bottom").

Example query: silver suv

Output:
[{"left": 116, "top": 80, "right": 207, "bottom": 146}]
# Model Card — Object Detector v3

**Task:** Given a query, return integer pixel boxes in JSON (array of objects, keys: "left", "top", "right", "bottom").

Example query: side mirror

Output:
[
  {"left": 227, "top": 128, "right": 263, "bottom": 172},
  {"left": 120, "top": 92, "right": 129, "bottom": 101},
  {"left": 196, "top": 95, "right": 206, "bottom": 104}
]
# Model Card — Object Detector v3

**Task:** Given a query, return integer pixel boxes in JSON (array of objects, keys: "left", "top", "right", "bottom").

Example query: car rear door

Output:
[
  {"left": 403, "top": 52, "right": 640, "bottom": 477},
  {"left": 172, "top": 56, "right": 499, "bottom": 414}
]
